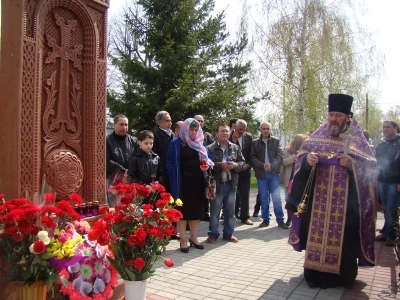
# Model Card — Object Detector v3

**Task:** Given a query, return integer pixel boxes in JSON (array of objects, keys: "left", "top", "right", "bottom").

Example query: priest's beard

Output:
[{"left": 328, "top": 123, "right": 346, "bottom": 137}]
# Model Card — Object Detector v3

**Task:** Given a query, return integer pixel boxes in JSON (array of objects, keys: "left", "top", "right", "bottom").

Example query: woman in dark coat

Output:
[{"left": 166, "top": 118, "right": 214, "bottom": 253}]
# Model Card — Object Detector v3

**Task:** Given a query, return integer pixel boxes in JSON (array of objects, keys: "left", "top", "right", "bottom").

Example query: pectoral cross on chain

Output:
[
  {"left": 339, "top": 125, "right": 359, "bottom": 155},
  {"left": 45, "top": 12, "right": 83, "bottom": 132}
]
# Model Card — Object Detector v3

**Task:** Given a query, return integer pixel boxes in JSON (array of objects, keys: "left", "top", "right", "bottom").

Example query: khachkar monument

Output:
[{"left": 0, "top": 0, "right": 109, "bottom": 203}]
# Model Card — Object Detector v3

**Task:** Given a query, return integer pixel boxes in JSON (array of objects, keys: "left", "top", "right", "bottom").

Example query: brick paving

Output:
[{"left": 143, "top": 189, "right": 398, "bottom": 300}]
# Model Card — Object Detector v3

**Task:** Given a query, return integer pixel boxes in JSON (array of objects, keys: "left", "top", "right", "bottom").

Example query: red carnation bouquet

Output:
[
  {"left": 88, "top": 183, "right": 183, "bottom": 281},
  {"left": 0, "top": 192, "right": 82, "bottom": 288}
]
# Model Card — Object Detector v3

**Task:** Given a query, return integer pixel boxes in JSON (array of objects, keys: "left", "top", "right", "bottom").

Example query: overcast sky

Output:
[{"left": 108, "top": 0, "right": 398, "bottom": 114}]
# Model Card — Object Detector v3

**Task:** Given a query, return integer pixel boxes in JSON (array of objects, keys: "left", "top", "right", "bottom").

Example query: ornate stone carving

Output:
[
  {"left": 43, "top": 147, "right": 84, "bottom": 199},
  {"left": 18, "top": 0, "right": 108, "bottom": 202}
]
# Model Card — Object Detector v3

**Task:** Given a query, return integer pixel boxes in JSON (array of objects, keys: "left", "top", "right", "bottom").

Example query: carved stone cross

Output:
[{"left": 45, "top": 12, "right": 83, "bottom": 132}]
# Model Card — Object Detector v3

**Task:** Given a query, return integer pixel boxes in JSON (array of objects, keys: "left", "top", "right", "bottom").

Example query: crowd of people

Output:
[{"left": 106, "top": 94, "right": 400, "bottom": 290}]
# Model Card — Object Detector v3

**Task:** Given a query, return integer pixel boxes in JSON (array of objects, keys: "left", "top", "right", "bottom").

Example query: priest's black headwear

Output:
[{"left": 328, "top": 94, "right": 353, "bottom": 115}]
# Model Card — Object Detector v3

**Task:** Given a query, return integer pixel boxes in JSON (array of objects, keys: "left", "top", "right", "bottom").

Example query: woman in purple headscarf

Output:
[{"left": 166, "top": 118, "right": 214, "bottom": 253}]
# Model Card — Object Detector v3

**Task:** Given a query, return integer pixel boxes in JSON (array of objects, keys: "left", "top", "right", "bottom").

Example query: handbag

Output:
[
  {"left": 287, "top": 164, "right": 295, "bottom": 194},
  {"left": 204, "top": 169, "right": 216, "bottom": 200}
]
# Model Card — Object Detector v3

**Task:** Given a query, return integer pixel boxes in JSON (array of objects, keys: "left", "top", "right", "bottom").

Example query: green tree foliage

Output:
[
  {"left": 107, "top": 0, "right": 256, "bottom": 134},
  {"left": 384, "top": 105, "right": 400, "bottom": 129},
  {"left": 250, "top": 0, "right": 383, "bottom": 134}
]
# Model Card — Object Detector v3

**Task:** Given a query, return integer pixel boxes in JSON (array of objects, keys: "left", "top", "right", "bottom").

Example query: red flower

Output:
[
  {"left": 155, "top": 199, "right": 168, "bottom": 208},
  {"left": 120, "top": 194, "right": 134, "bottom": 205},
  {"left": 152, "top": 183, "right": 166, "bottom": 193},
  {"left": 43, "top": 193, "right": 55, "bottom": 205},
  {"left": 99, "top": 205, "right": 109, "bottom": 214},
  {"left": 135, "top": 184, "right": 151, "bottom": 197},
  {"left": 160, "top": 192, "right": 172, "bottom": 201},
  {"left": 40, "top": 216, "right": 57, "bottom": 230},
  {"left": 164, "top": 208, "right": 183, "bottom": 222},
  {"left": 141, "top": 204, "right": 153, "bottom": 210},
  {"left": 97, "top": 230, "right": 110, "bottom": 246},
  {"left": 12, "top": 232, "right": 24, "bottom": 241},
  {"left": 68, "top": 193, "right": 82, "bottom": 206},
  {"left": 132, "top": 257, "right": 146, "bottom": 270},
  {"left": 33, "top": 241, "right": 47, "bottom": 253},
  {"left": 164, "top": 258, "right": 174, "bottom": 267}
]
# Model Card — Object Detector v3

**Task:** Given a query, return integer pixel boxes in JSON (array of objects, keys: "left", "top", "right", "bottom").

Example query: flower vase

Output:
[
  {"left": 16, "top": 281, "right": 47, "bottom": 300},
  {"left": 124, "top": 280, "right": 147, "bottom": 300}
]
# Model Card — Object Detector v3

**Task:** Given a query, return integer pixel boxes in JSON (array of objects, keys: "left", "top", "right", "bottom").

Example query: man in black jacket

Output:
[
  {"left": 153, "top": 111, "right": 173, "bottom": 190},
  {"left": 375, "top": 121, "right": 400, "bottom": 246},
  {"left": 106, "top": 115, "right": 138, "bottom": 205},
  {"left": 250, "top": 121, "right": 287, "bottom": 229},
  {"left": 230, "top": 119, "right": 253, "bottom": 225}
]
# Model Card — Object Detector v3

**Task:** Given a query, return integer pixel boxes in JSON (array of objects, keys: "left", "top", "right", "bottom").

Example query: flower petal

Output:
[
  {"left": 72, "top": 275, "right": 83, "bottom": 291},
  {"left": 93, "top": 277, "right": 105, "bottom": 293},
  {"left": 79, "top": 281, "right": 92, "bottom": 296},
  {"left": 103, "top": 269, "right": 111, "bottom": 283},
  {"left": 67, "top": 261, "right": 81, "bottom": 273}
]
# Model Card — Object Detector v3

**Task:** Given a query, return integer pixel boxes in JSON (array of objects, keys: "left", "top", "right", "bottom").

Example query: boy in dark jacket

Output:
[{"left": 128, "top": 130, "right": 163, "bottom": 185}]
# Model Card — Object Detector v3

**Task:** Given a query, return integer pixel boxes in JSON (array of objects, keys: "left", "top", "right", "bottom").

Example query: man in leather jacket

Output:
[
  {"left": 250, "top": 121, "right": 287, "bottom": 229},
  {"left": 106, "top": 114, "right": 138, "bottom": 184}
]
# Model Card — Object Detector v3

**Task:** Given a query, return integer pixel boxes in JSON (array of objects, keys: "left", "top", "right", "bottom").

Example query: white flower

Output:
[{"left": 37, "top": 230, "right": 50, "bottom": 245}]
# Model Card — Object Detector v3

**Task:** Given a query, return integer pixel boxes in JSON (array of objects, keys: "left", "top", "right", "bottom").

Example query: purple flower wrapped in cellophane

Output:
[{"left": 49, "top": 255, "right": 86, "bottom": 271}]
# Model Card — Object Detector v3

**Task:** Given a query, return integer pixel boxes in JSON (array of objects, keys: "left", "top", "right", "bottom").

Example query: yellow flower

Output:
[
  {"left": 175, "top": 199, "right": 183, "bottom": 206},
  {"left": 169, "top": 197, "right": 174, "bottom": 204}
]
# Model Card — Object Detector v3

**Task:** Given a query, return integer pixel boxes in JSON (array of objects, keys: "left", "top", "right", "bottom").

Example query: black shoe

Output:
[
  {"left": 189, "top": 239, "right": 204, "bottom": 250},
  {"left": 285, "top": 220, "right": 291, "bottom": 227},
  {"left": 180, "top": 247, "right": 189, "bottom": 253},
  {"left": 171, "top": 234, "right": 180, "bottom": 240},
  {"left": 253, "top": 210, "right": 259, "bottom": 218},
  {"left": 259, "top": 220, "right": 270, "bottom": 228},
  {"left": 278, "top": 222, "right": 289, "bottom": 229}
]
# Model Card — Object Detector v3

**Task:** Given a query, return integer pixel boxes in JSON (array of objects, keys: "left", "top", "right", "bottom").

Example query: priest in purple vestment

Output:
[{"left": 286, "top": 94, "right": 377, "bottom": 289}]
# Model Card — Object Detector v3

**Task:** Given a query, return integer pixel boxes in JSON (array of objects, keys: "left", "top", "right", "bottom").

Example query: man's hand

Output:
[
  {"left": 337, "top": 154, "right": 353, "bottom": 169},
  {"left": 242, "top": 163, "right": 250, "bottom": 171},
  {"left": 264, "top": 163, "right": 271, "bottom": 172},
  {"left": 307, "top": 153, "right": 319, "bottom": 166},
  {"left": 222, "top": 161, "right": 234, "bottom": 170}
]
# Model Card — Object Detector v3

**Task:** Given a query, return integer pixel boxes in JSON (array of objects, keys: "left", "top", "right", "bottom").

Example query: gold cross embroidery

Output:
[
  {"left": 330, "top": 236, "right": 339, "bottom": 245},
  {"left": 312, "top": 233, "right": 321, "bottom": 241},
  {"left": 332, "top": 209, "right": 342, "bottom": 220},
  {"left": 335, "top": 185, "right": 344, "bottom": 193},
  {"left": 314, "top": 207, "right": 324, "bottom": 216},
  {"left": 318, "top": 183, "right": 326, "bottom": 191}
]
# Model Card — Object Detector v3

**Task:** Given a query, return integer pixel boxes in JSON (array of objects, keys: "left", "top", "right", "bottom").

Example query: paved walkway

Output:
[{"left": 144, "top": 189, "right": 398, "bottom": 300}]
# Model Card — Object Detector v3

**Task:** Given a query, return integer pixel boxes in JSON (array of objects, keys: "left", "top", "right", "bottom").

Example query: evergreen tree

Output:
[{"left": 107, "top": 0, "right": 255, "bottom": 133}]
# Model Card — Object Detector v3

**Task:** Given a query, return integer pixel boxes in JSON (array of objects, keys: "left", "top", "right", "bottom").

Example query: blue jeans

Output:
[
  {"left": 257, "top": 173, "right": 284, "bottom": 223},
  {"left": 378, "top": 181, "right": 400, "bottom": 240},
  {"left": 209, "top": 183, "right": 236, "bottom": 239}
]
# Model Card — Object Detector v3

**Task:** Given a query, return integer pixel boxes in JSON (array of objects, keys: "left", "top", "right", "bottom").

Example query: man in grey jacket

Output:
[
  {"left": 207, "top": 124, "right": 245, "bottom": 243},
  {"left": 250, "top": 121, "right": 287, "bottom": 229}
]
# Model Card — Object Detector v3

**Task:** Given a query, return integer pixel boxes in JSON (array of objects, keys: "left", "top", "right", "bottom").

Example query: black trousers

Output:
[{"left": 237, "top": 174, "right": 251, "bottom": 221}]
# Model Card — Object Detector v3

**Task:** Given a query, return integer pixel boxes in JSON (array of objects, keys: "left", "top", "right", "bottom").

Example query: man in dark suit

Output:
[
  {"left": 230, "top": 119, "right": 253, "bottom": 225},
  {"left": 153, "top": 111, "right": 173, "bottom": 190}
]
